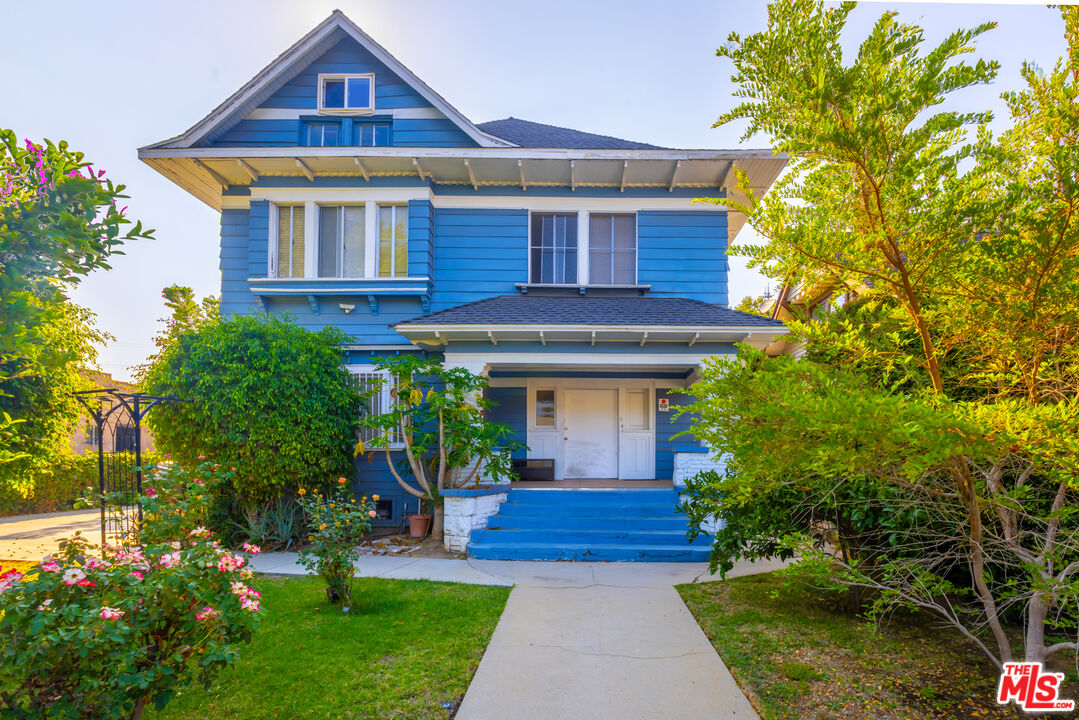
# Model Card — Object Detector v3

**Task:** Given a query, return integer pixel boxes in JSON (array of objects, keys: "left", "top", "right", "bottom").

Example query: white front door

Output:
[
  {"left": 618, "top": 387, "right": 655, "bottom": 479},
  {"left": 563, "top": 388, "right": 619, "bottom": 478}
]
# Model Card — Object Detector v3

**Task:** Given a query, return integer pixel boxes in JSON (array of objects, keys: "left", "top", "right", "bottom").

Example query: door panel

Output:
[
  {"left": 563, "top": 389, "right": 618, "bottom": 478},
  {"left": 618, "top": 388, "right": 655, "bottom": 479}
]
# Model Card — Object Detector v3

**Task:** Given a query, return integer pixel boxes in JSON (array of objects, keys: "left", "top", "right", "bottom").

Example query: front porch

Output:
[{"left": 511, "top": 477, "right": 674, "bottom": 488}]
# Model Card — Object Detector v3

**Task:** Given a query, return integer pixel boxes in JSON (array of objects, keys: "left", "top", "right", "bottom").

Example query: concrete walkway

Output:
[
  {"left": 0, "top": 509, "right": 101, "bottom": 560},
  {"left": 251, "top": 551, "right": 783, "bottom": 720}
]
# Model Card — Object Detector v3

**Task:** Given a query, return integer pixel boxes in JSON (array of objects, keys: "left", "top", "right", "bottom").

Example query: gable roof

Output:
[
  {"left": 394, "top": 295, "right": 786, "bottom": 328},
  {"left": 478, "top": 118, "right": 664, "bottom": 150},
  {"left": 142, "top": 11, "right": 514, "bottom": 151}
]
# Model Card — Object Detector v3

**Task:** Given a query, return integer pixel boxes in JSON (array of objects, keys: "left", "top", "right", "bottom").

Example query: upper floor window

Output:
[
  {"left": 357, "top": 123, "right": 391, "bottom": 147},
  {"left": 318, "top": 206, "right": 365, "bottom": 278},
  {"left": 589, "top": 214, "right": 636, "bottom": 285},
  {"left": 378, "top": 206, "right": 408, "bottom": 278},
  {"left": 306, "top": 122, "right": 340, "bottom": 147},
  {"left": 319, "top": 73, "right": 374, "bottom": 113},
  {"left": 530, "top": 213, "right": 577, "bottom": 284},
  {"left": 275, "top": 205, "right": 305, "bottom": 278}
]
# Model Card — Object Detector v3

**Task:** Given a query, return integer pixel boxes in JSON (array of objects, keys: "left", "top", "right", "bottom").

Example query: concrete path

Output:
[
  {"left": 252, "top": 551, "right": 783, "bottom": 720},
  {"left": 0, "top": 510, "right": 101, "bottom": 561}
]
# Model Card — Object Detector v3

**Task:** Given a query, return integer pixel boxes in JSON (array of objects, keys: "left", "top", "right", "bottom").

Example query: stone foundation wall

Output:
[
  {"left": 673, "top": 450, "right": 726, "bottom": 532},
  {"left": 443, "top": 487, "right": 509, "bottom": 554}
]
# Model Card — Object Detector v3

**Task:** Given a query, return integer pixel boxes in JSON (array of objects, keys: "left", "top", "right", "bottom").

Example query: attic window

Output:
[{"left": 318, "top": 73, "right": 374, "bottom": 113}]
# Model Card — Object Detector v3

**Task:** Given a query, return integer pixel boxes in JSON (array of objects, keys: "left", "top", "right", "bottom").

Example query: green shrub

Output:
[
  {"left": 297, "top": 478, "right": 375, "bottom": 608},
  {"left": 0, "top": 452, "right": 161, "bottom": 517},
  {"left": 0, "top": 463, "right": 260, "bottom": 720},
  {"left": 141, "top": 314, "right": 362, "bottom": 511}
]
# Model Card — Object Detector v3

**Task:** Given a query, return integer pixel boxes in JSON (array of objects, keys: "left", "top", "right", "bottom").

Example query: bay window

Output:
[
  {"left": 317, "top": 206, "right": 365, "bottom": 278},
  {"left": 378, "top": 205, "right": 408, "bottom": 278},
  {"left": 275, "top": 205, "right": 305, "bottom": 278}
]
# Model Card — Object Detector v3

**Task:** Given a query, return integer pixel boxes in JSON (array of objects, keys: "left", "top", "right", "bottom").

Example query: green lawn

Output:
[
  {"left": 678, "top": 572, "right": 1077, "bottom": 720},
  {"left": 148, "top": 575, "right": 510, "bottom": 720}
]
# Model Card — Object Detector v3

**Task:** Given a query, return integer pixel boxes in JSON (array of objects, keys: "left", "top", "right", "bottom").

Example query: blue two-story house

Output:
[{"left": 140, "top": 11, "right": 787, "bottom": 560}]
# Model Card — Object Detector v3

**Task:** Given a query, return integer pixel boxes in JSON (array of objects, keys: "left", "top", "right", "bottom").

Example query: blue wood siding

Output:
[
  {"left": 408, "top": 200, "right": 433, "bottom": 278},
  {"left": 219, "top": 208, "right": 257, "bottom": 317},
  {"left": 209, "top": 34, "right": 478, "bottom": 148},
  {"left": 487, "top": 387, "right": 527, "bottom": 459},
  {"left": 350, "top": 452, "right": 417, "bottom": 527},
  {"left": 431, "top": 208, "right": 527, "bottom": 309},
  {"left": 655, "top": 389, "right": 697, "bottom": 480},
  {"left": 637, "top": 211, "right": 728, "bottom": 305}
]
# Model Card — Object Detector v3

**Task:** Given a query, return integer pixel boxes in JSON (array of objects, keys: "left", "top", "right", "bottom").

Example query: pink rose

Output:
[{"left": 99, "top": 606, "right": 124, "bottom": 620}]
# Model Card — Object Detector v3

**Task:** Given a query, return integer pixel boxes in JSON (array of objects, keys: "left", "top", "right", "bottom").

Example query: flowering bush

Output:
[
  {"left": 0, "top": 461, "right": 260, "bottom": 720},
  {"left": 297, "top": 478, "right": 375, "bottom": 607}
]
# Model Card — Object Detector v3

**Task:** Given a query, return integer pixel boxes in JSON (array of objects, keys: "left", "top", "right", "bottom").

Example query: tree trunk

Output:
[
  {"left": 431, "top": 503, "right": 444, "bottom": 541},
  {"left": 130, "top": 696, "right": 148, "bottom": 720},
  {"left": 1025, "top": 591, "right": 1051, "bottom": 664}
]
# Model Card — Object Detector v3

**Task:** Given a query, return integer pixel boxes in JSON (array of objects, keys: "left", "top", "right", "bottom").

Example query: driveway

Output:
[{"left": 0, "top": 509, "right": 101, "bottom": 561}]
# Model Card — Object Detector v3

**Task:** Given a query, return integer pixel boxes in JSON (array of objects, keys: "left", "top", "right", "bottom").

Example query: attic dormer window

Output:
[{"left": 318, "top": 73, "right": 374, "bottom": 114}]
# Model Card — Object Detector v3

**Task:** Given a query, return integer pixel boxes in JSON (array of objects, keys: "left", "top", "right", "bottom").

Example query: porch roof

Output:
[{"left": 393, "top": 295, "right": 787, "bottom": 349}]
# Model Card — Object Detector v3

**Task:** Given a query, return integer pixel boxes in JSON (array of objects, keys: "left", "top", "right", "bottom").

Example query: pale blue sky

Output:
[{"left": 2, "top": 1, "right": 1067, "bottom": 379}]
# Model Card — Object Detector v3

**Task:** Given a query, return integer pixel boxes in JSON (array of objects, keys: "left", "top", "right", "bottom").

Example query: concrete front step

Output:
[
  {"left": 497, "top": 502, "right": 681, "bottom": 518},
  {"left": 468, "top": 541, "right": 710, "bottom": 562},
  {"left": 472, "top": 527, "right": 709, "bottom": 547},
  {"left": 467, "top": 487, "right": 707, "bottom": 562},
  {"left": 487, "top": 515, "right": 690, "bottom": 532}
]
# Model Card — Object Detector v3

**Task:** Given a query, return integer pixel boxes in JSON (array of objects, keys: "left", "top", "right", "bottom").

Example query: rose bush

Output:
[
  {"left": 0, "top": 462, "right": 261, "bottom": 720},
  {"left": 297, "top": 478, "right": 375, "bottom": 607}
]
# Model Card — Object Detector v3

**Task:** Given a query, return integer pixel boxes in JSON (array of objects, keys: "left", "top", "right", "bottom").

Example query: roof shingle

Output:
[
  {"left": 394, "top": 295, "right": 785, "bottom": 327},
  {"left": 477, "top": 117, "right": 664, "bottom": 150}
]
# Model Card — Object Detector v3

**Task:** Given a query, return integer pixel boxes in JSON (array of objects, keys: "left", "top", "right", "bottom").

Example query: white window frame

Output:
[
  {"left": 526, "top": 210, "right": 584, "bottom": 285},
  {"left": 348, "top": 365, "right": 404, "bottom": 450},
  {"left": 318, "top": 73, "right": 375, "bottom": 115},
  {"left": 316, "top": 204, "right": 367, "bottom": 279},
  {"left": 270, "top": 204, "right": 307, "bottom": 278},
  {"left": 587, "top": 211, "right": 639, "bottom": 286},
  {"left": 376, "top": 204, "right": 408, "bottom": 278}
]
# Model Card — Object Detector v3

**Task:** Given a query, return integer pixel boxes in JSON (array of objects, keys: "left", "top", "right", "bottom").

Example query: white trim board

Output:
[
  {"left": 251, "top": 187, "right": 433, "bottom": 203},
  {"left": 246, "top": 107, "right": 447, "bottom": 121},
  {"left": 443, "top": 351, "right": 727, "bottom": 367}
]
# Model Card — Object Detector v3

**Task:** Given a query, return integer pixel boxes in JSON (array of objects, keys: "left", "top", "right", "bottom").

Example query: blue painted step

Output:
[{"left": 467, "top": 488, "right": 709, "bottom": 562}]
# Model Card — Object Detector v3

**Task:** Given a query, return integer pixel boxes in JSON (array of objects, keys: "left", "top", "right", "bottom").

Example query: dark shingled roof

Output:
[
  {"left": 395, "top": 295, "right": 786, "bottom": 327},
  {"left": 478, "top": 117, "right": 664, "bottom": 150}
]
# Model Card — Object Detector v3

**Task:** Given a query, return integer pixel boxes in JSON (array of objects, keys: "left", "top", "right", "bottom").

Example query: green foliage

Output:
[
  {"left": 685, "top": 0, "right": 1079, "bottom": 667},
  {"left": 0, "top": 464, "right": 261, "bottom": 719},
  {"left": 141, "top": 314, "right": 362, "bottom": 509},
  {"left": 296, "top": 480, "right": 374, "bottom": 607},
  {"left": 356, "top": 355, "right": 525, "bottom": 539},
  {"left": 0, "top": 451, "right": 161, "bottom": 517},
  {"left": 0, "top": 130, "right": 152, "bottom": 466}
]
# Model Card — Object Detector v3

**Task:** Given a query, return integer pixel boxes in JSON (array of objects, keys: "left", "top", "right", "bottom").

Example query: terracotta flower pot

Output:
[{"left": 408, "top": 514, "right": 431, "bottom": 538}]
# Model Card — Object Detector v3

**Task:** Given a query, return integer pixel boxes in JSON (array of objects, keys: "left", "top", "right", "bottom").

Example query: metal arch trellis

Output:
[{"left": 73, "top": 389, "right": 181, "bottom": 547}]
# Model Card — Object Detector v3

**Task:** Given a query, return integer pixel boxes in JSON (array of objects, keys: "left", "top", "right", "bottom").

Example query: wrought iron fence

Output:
[{"left": 73, "top": 389, "right": 180, "bottom": 547}]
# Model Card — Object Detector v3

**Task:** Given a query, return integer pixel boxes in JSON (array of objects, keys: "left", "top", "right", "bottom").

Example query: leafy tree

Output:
[
  {"left": 0, "top": 130, "right": 152, "bottom": 465},
  {"left": 357, "top": 355, "right": 524, "bottom": 540},
  {"left": 141, "top": 314, "right": 362, "bottom": 513},
  {"left": 687, "top": 0, "right": 1079, "bottom": 668},
  {"left": 136, "top": 285, "right": 218, "bottom": 378}
]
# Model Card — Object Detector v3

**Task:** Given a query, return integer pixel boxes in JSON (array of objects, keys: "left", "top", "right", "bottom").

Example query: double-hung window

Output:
[
  {"left": 317, "top": 206, "right": 365, "bottom": 278},
  {"left": 378, "top": 205, "right": 408, "bottom": 278},
  {"left": 529, "top": 213, "right": 577, "bottom": 284},
  {"left": 589, "top": 214, "right": 636, "bottom": 285},
  {"left": 275, "top": 205, "right": 305, "bottom": 278}
]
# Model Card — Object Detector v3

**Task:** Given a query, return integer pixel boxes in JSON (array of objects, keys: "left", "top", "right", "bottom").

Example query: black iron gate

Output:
[{"left": 73, "top": 389, "right": 179, "bottom": 547}]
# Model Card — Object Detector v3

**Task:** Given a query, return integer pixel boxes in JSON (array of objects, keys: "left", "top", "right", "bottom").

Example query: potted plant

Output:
[{"left": 407, "top": 498, "right": 431, "bottom": 538}]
